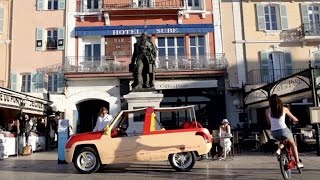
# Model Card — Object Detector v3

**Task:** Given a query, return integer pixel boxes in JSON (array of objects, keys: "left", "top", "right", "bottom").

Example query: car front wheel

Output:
[
  {"left": 74, "top": 147, "right": 101, "bottom": 174},
  {"left": 169, "top": 151, "right": 196, "bottom": 172}
]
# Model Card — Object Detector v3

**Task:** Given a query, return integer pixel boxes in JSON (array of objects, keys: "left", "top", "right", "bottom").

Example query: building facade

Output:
[
  {"left": 0, "top": 0, "right": 12, "bottom": 88},
  {"left": 62, "top": 0, "right": 229, "bottom": 133},
  {"left": 9, "top": 0, "right": 66, "bottom": 112},
  {"left": 223, "top": 0, "right": 320, "bottom": 129}
]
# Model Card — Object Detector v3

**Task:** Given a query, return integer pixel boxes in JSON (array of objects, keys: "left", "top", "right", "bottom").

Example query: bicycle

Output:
[{"left": 276, "top": 124, "right": 302, "bottom": 180}]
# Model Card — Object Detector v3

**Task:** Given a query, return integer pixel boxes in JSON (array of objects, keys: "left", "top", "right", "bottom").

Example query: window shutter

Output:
[
  {"left": 0, "top": 7, "right": 4, "bottom": 34},
  {"left": 37, "top": 73, "right": 45, "bottom": 93},
  {"left": 200, "top": 0, "right": 205, "bottom": 10},
  {"left": 256, "top": 4, "right": 266, "bottom": 31},
  {"left": 300, "top": 3, "right": 310, "bottom": 31},
  {"left": 10, "top": 73, "right": 17, "bottom": 91},
  {"left": 31, "top": 72, "right": 37, "bottom": 93},
  {"left": 98, "top": 0, "right": 103, "bottom": 9},
  {"left": 57, "top": 27, "right": 65, "bottom": 50},
  {"left": 260, "top": 52, "right": 269, "bottom": 83},
  {"left": 36, "top": 28, "right": 44, "bottom": 51},
  {"left": 314, "top": 51, "right": 320, "bottom": 67},
  {"left": 57, "top": 73, "right": 64, "bottom": 93},
  {"left": 37, "top": 0, "right": 45, "bottom": 11},
  {"left": 280, "top": 5, "right": 288, "bottom": 30},
  {"left": 284, "top": 52, "right": 293, "bottom": 76},
  {"left": 58, "top": 0, "right": 66, "bottom": 10}
]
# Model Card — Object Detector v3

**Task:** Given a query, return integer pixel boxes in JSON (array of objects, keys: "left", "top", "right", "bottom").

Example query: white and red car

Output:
[{"left": 65, "top": 105, "right": 212, "bottom": 174}]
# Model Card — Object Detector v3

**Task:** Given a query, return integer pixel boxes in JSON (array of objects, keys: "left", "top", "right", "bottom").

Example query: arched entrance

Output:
[{"left": 76, "top": 99, "right": 110, "bottom": 133}]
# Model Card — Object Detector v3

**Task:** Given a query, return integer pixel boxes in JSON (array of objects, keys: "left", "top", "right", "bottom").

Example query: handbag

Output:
[{"left": 22, "top": 145, "right": 32, "bottom": 156}]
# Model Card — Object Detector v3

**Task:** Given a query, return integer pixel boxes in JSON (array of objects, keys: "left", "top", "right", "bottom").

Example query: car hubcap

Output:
[
  {"left": 77, "top": 151, "right": 96, "bottom": 171},
  {"left": 172, "top": 152, "right": 192, "bottom": 169}
]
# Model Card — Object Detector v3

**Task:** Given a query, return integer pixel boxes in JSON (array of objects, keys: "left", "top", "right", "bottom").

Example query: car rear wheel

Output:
[
  {"left": 169, "top": 151, "right": 196, "bottom": 172},
  {"left": 74, "top": 147, "right": 101, "bottom": 174}
]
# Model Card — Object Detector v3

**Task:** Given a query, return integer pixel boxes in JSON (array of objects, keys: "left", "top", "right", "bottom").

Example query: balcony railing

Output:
[
  {"left": 247, "top": 69, "right": 306, "bottom": 84},
  {"left": 300, "top": 23, "right": 320, "bottom": 37},
  {"left": 76, "top": 0, "right": 184, "bottom": 13},
  {"left": 63, "top": 54, "right": 228, "bottom": 73}
]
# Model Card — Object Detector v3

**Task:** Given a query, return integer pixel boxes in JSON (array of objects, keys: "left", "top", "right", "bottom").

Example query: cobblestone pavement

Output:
[{"left": 0, "top": 151, "right": 319, "bottom": 180}]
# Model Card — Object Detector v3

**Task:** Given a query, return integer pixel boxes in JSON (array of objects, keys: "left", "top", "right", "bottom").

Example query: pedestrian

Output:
[
  {"left": 93, "top": 107, "right": 113, "bottom": 132},
  {"left": 265, "top": 94, "right": 303, "bottom": 168},
  {"left": 219, "top": 119, "right": 232, "bottom": 158}
]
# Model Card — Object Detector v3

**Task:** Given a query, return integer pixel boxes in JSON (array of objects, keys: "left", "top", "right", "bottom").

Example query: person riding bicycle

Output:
[{"left": 265, "top": 94, "right": 303, "bottom": 168}]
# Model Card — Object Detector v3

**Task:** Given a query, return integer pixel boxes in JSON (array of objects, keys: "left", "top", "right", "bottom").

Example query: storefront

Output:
[
  {"left": 244, "top": 68, "right": 320, "bottom": 154},
  {"left": 0, "top": 87, "right": 50, "bottom": 158}
]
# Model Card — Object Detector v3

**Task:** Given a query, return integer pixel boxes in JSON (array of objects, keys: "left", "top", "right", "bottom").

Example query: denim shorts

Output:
[{"left": 271, "top": 127, "right": 293, "bottom": 140}]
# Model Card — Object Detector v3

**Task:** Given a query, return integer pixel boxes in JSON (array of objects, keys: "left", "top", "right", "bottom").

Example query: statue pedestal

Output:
[
  {"left": 123, "top": 91, "right": 163, "bottom": 134},
  {"left": 123, "top": 91, "right": 163, "bottom": 110}
]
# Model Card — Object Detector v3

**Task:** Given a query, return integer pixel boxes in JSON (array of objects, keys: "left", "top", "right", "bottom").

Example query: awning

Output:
[
  {"left": 0, "top": 87, "right": 52, "bottom": 115},
  {"left": 75, "top": 24, "right": 214, "bottom": 37}
]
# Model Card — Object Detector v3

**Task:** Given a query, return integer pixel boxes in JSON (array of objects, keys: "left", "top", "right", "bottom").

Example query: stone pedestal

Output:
[
  {"left": 123, "top": 91, "right": 164, "bottom": 110},
  {"left": 123, "top": 91, "right": 163, "bottom": 135}
]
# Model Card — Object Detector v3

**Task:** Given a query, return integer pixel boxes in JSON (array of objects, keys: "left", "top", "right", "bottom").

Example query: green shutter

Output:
[
  {"left": 280, "top": 5, "right": 288, "bottom": 30},
  {"left": 31, "top": 72, "right": 37, "bottom": 93},
  {"left": 300, "top": 3, "right": 310, "bottom": 32},
  {"left": 37, "top": 0, "right": 45, "bottom": 11},
  {"left": 10, "top": 73, "right": 17, "bottom": 91},
  {"left": 58, "top": 0, "right": 66, "bottom": 10},
  {"left": 57, "top": 27, "right": 65, "bottom": 50},
  {"left": 36, "top": 28, "right": 44, "bottom": 51},
  {"left": 98, "top": 0, "right": 103, "bottom": 9},
  {"left": 37, "top": 73, "right": 45, "bottom": 93},
  {"left": 256, "top": 4, "right": 266, "bottom": 31},
  {"left": 260, "top": 52, "right": 269, "bottom": 83},
  {"left": 314, "top": 51, "right": 320, "bottom": 67},
  {"left": 284, "top": 52, "right": 293, "bottom": 76},
  {"left": 0, "top": 7, "right": 4, "bottom": 34},
  {"left": 57, "top": 73, "right": 64, "bottom": 93}
]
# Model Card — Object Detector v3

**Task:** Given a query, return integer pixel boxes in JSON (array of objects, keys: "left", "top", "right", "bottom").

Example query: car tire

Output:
[
  {"left": 168, "top": 151, "right": 196, "bottom": 172},
  {"left": 74, "top": 147, "right": 101, "bottom": 174}
]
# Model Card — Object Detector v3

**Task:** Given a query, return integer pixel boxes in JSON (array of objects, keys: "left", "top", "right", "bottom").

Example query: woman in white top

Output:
[
  {"left": 219, "top": 119, "right": 232, "bottom": 157},
  {"left": 93, "top": 107, "right": 113, "bottom": 132},
  {"left": 265, "top": 94, "right": 303, "bottom": 168}
]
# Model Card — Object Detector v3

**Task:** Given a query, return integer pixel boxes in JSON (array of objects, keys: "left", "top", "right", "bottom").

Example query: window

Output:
[
  {"left": 48, "top": 74, "right": 58, "bottom": 92},
  {"left": 84, "top": 44, "right": 101, "bottom": 61},
  {"left": 188, "top": 0, "right": 201, "bottom": 10},
  {"left": 264, "top": 5, "right": 279, "bottom": 30},
  {"left": 260, "top": 51, "right": 292, "bottom": 83},
  {"left": 87, "top": 0, "right": 99, "bottom": 9},
  {"left": 256, "top": 4, "right": 288, "bottom": 31},
  {"left": 48, "top": 0, "right": 58, "bottom": 10},
  {"left": 138, "top": 0, "right": 150, "bottom": 7},
  {"left": 47, "top": 29, "right": 58, "bottom": 50},
  {"left": 0, "top": 7, "right": 4, "bottom": 34},
  {"left": 22, "top": 74, "right": 31, "bottom": 92},
  {"left": 190, "top": 35, "right": 205, "bottom": 56},
  {"left": 157, "top": 37, "right": 185, "bottom": 58}
]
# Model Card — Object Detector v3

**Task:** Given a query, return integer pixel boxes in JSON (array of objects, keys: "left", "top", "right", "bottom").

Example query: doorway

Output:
[{"left": 76, "top": 99, "right": 109, "bottom": 133}]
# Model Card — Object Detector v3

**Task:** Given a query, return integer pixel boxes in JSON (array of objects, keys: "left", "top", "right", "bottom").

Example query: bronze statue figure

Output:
[{"left": 129, "top": 32, "right": 157, "bottom": 90}]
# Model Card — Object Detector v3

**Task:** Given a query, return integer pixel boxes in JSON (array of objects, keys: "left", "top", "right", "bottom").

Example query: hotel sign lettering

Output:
[{"left": 112, "top": 28, "right": 179, "bottom": 35}]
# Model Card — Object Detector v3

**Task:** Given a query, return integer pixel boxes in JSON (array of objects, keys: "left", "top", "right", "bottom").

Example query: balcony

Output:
[
  {"left": 63, "top": 54, "right": 228, "bottom": 73},
  {"left": 247, "top": 69, "right": 306, "bottom": 84},
  {"left": 299, "top": 23, "right": 320, "bottom": 44},
  {"left": 76, "top": 0, "right": 184, "bottom": 13}
]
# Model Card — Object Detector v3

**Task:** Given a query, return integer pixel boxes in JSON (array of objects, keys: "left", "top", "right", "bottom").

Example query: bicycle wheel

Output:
[{"left": 279, "top": 154, "right": 291, "bottom": 180}]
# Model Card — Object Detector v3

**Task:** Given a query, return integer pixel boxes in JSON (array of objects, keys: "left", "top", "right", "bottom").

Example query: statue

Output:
[{"left": 129, "top": 32, "right": 157, "bottom": 90}]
